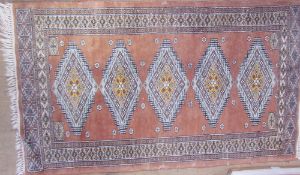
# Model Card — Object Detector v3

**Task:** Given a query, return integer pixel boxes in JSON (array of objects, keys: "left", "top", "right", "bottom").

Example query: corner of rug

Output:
[{"left": 0, "top": 3, "right": 25, "bottom": 175}]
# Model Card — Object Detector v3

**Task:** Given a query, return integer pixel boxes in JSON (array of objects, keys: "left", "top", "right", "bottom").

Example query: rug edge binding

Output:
[{"left": 0, "top": 3, "right": 25, "bottom": 175}]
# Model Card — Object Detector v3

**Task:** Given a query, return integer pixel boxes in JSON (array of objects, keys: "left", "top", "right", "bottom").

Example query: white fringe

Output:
[{"left": 0, "top": 3, "right": 25, "bottom": 175}]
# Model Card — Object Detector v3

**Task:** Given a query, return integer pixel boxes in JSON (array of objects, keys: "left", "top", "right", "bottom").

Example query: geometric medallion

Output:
[
  {"left": 145, "top": 39, "right": 189, "bottom": 130},
  {"left": 101, "top": 40, "right": 142, "bottom": 134},
  {"left": 53, "top": 43, "right": 98, "bottom": 135},
  {"left": 237, "top": 38, "right": 275, "bottom": 124},
  {"left": 192, "top": 39, "right": 232, "bottom": 127}
]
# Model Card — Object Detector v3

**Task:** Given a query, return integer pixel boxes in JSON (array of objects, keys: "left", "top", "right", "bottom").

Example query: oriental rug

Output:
[{"left": 0, "top": 1, "right": 300, "bottom": 175}]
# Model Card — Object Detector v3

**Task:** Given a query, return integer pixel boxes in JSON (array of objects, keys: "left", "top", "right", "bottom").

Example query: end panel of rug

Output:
[{"left": 0, "top": 3, "right": 25, "bottom": 175}]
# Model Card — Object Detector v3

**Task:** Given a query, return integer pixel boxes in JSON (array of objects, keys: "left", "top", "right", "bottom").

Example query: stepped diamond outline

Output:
[
  {"left": 192, "top": 39, "right": 232, "bottom": 127},
  {"left": 145, "top": 39, "right": 189, "bottom": 130},
  {"left": 237, "top": 38, "right": 275, "bottom": 124},
  {"left": 101, "top": 40, "right": 142, "bottom": 134},
  {"left": 53, "top": 43, "right": 98, "bottom": 135}
]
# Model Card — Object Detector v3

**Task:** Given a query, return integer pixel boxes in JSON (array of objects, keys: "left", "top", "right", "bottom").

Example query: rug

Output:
[{"left": 0, "top": 1, "right": 300, "bottom": 175}]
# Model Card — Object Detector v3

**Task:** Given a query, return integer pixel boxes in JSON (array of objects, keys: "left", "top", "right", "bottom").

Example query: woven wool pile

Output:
[{"left": 0, "top": 1, "right": 299, "bottom": 175}]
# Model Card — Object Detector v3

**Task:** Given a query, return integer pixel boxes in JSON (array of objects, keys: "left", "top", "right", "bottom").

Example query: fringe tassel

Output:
[{"left": 0, "top": 3, "right": 25, "bottom": 175}]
